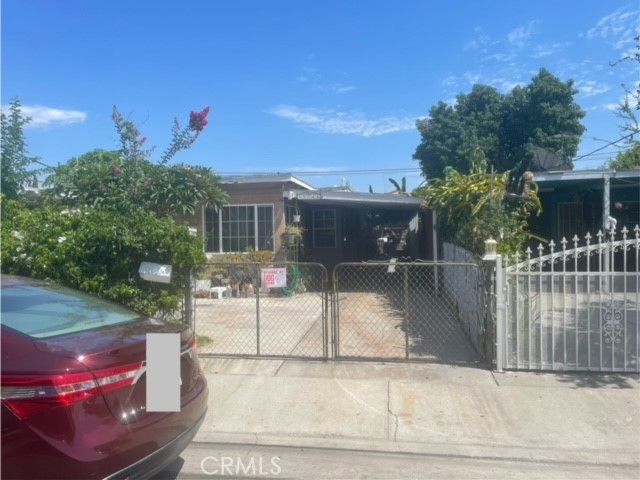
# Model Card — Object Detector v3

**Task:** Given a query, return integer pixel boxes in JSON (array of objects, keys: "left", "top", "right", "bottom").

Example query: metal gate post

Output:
[
  {"left": 323, "top": 289, "right": 331, "bottom": 359},
  {"left": 483, "top": 238, "right": 506, "bottom": 371},
  {"left": 185, "top": 268, "right": 195, "bottom": 332},
  {"left": 403, "top": 265, "right": 409, "bottom": 359},
  {"left": 495, "top": 255, "right": 505, "bottom": 372},
  {"left": 332, "top": 271, "right": 339, "bottom": 358},
  {"left": 255, "top": 283, "right": 261, "bottom": 356}
]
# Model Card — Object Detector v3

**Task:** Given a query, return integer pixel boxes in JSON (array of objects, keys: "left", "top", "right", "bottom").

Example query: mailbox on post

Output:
[{"left": 139, "top": 262, "right": 172, "bottom": 284}]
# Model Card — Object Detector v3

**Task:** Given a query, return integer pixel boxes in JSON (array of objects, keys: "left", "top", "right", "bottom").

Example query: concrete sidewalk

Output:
[{"left": 195, "top": 357, "right": 640, "bottom": 468}]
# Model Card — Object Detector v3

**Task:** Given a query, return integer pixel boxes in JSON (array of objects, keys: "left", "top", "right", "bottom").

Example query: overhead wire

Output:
[{"left": 572, "top": 132, "right": 638, "bottom": 162}]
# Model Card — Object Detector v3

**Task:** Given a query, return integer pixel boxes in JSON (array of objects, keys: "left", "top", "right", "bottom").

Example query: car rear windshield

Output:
[{"left": 1, "top": 284, "right": 140, "bottom": 338}]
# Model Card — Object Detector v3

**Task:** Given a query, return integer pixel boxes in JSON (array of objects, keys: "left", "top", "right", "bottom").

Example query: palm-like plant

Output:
[
  {"left": 388, "top": 177, "right": 407, "bottom": 193},
  {"left": 415, "top": 166, "right": 542, "bottom": 257}
]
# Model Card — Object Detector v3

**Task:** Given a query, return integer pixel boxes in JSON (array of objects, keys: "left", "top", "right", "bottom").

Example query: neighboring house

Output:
[
  {"left": 181, "top": 174, "right": 435, "bottom": 271},
  {"left": 529, "top": 168, "right": 640, "bottom": 243}
]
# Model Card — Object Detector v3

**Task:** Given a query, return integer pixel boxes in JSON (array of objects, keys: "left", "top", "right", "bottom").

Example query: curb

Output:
[{"left": 194, "top": 430, "right": 640, "bottom": 467}]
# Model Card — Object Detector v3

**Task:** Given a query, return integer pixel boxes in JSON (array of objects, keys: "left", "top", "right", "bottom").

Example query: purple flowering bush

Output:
[
  {"left": 7, "top": 105, "right": 228, "bottom": 315},
  {"left": 45, "top": 106, "right": 226, "bottom": 216}
]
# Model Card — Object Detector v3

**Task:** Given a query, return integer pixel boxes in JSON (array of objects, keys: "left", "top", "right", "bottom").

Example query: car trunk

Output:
[{"left": 33, "top": 318, "right": 201, "bottom": 424}]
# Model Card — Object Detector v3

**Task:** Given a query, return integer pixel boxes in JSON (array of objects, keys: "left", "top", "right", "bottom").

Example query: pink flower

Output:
[
  {"left": 112, "top": 165, "right": 122, "bottom": 176},
  {"left": 189, "top": 106, "right": 210, "bottom": 132}
]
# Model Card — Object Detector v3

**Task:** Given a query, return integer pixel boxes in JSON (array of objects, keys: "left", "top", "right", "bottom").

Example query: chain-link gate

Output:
[
  {"left": 333, "top": 262, "right": 487, "bottom": 363},
  {"left": 194, "top": 262, "right": 329, "bottom": 359},
  {"left": 193, "top": 260, "right": 489, "bottom": 364}
]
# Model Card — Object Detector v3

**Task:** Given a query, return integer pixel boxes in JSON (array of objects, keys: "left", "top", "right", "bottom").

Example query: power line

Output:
[
  {"left": 32, "top": 159, "right": 56, "bottom": 169},
  {"left": 217, "top": 167, "right": 423, "bottom": 176},
  {"left": 573, "top": 132, "right": 637, "bottom": 162}
]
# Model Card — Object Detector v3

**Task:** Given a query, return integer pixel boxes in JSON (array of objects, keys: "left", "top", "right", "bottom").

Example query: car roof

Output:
[{"left": 0, "top": 274, "right": 46, "bottom": 288}]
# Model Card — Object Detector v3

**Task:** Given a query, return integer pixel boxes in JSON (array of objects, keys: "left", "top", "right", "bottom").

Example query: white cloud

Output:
[
  {"left": 334, "top": 85, "right": 355, "bottom": 94},
  {"left": 461, "top": 71, "right": 523, "bottom": 93},
  {"left": 586, "top": 6, "right": 639, "bottom": 50},
  {"left": 311, "top": 83, "right": 356, "bottom": 94},
  {"left": 441, "top": 75, "right": 459, "bottom": 88},
  {"left": 483, "top": 52, "right": 516, "bottom": 63},
  {"left": 1, "top": 104, "right": 88, "bottom": 127},
  {"left": 296, "top": 66, "right": 355, "bottom": 94},
  {"left": 530, "top": 42, "right": 568, "bottom": 59},
  {"left": 591, "top": 88, "right": 636, "bottom": 112},
  {"left": 587, "top": 7, "right": 638, "bottom": 38},
  {"left": 575, "top": 80, "right": 611, "bottom": 97},
  {"left": 296, "top": 66, "right": 318, "bottom": 83},
  {"left": 464, "top": 72, "right": 483, "bottom": 85},
  {"left": 270, "top": 105, "right": 418, "bottom": 137},
  {"left": 508, "top": 20, "right": 538, "bottom": 47},
  {"left": 464, "top": 34, "right": 494, "bottom": 51}
]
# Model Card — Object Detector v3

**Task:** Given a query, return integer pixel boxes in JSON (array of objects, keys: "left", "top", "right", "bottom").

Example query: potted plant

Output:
[{"left": 282, "top": 224, "right": 304, "bottom": 247}]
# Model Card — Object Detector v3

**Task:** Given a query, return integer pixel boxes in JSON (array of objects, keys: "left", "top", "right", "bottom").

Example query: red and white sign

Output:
[{"left": 261, "top": 268, "right": 287, "bottom": 288}]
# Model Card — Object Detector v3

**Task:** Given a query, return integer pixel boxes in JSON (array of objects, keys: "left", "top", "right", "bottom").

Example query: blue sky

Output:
[{"left": 2, "top": 1, "right": 638, "bottom": 192}]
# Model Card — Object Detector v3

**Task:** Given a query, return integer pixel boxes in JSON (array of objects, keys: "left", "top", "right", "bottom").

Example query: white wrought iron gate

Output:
[{"left": 496, "top": 226, "right": 640, "bottom": 372}]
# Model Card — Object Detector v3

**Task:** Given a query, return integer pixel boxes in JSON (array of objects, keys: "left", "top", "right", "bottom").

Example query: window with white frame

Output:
[
  {"left": 313, "top": 209, "right": 336, "bottom": 248},
  {"left": 205, "top": 205, "right": 274, "bottom": 253}
]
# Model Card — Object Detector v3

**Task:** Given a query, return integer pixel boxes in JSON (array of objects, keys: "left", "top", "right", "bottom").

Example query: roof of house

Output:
[
  {"left": 532, "top": 168, "right": 640, "bottom": 190},
  {"left": 285, "top": 189, "right": 423, "bottom": 209},
  {"left": 221, "top": 174, "right": 316, "bottom": 191},
  {"left": 533, "top": 168, "right": 639, "bottom": 183},
  {"left": 220, "top": 174, "right": 424, "bottom": 209}
]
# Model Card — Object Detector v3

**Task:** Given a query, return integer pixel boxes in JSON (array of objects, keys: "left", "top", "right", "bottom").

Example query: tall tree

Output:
[
  {"left": 605, "top": 35, "right": 640, "bottom": 169},
  {"left": 1, "top": 97, "right": 39, "bottom": 199},
  {"left": 413, "top": 69, "right": 586, "bottom": 180}
]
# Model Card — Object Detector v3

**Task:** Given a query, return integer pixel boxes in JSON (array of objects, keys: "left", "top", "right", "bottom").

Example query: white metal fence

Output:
[{"left": 497, "top": 226, "right": 640, "bottom": 372}]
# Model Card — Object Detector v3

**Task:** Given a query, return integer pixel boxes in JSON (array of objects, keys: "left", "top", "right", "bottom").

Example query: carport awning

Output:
[{"left": 285, "top": 189, "right": 424, "bottom": 210}]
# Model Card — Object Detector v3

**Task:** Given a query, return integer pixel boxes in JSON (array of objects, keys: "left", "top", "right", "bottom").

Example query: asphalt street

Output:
[{"left": 155, "top": 440, "right": 639, "bottom": 480}]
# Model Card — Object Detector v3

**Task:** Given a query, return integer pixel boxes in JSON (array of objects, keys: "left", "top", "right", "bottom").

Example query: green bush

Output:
[
  {"left": 415, "top": 167, "right": 542, "bottom": 258},
  {"left": 1, "top": 197, "right": 206, "bottom": 318}
]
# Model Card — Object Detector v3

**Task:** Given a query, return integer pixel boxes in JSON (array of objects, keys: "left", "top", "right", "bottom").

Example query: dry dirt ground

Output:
[{"left": 195, "top": 290, "right": 479, "bottom": 363}]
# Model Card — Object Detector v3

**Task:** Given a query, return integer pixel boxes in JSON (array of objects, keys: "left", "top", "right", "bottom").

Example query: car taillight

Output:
[{"left": 1, "top": 362, "right": 143, "bottom": 419}]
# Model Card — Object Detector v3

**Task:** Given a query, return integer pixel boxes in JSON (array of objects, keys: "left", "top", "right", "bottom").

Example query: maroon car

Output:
[{"left": 1, "top": 275, "right": 208, "bottom": 479}]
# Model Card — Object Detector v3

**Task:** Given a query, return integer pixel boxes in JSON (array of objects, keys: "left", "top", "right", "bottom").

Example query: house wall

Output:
[
  {"left": 175, "top": 180, "right": 436, "bottom": 270},
  {"left": 176, "top": 181, "right": 305, "bottom": 258}
]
